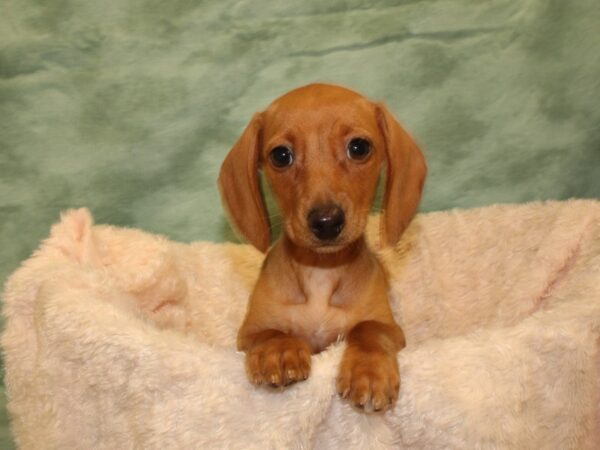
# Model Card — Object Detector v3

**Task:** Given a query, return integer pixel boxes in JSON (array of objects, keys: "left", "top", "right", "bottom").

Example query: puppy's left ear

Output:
[
  {"left": 218, "top": 113, "right": 270, "bottom": 252},
  {"left": 376, "top": 103, "right": 427, "bottom": 247}
]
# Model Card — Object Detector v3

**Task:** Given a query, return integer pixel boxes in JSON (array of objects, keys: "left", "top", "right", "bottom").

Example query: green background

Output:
[{"left": 1, "top": 0, "right": 599, "bottom": 446}]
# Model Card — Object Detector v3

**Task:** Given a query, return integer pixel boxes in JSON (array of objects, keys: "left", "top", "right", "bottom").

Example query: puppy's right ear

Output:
[
  {"left": 218, "top": 113, "right": 270, "bottom": 252},
  {"left": 376, "top": 103, "right": 427, "bottom": 247}
]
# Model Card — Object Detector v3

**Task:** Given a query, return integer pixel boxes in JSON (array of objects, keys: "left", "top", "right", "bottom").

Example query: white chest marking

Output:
[
  {"left": 303, "top": 267, "right": 338, "bottom": 301},
  {"left": 286, "top": 267, "right": 349, "bottom": 352}
]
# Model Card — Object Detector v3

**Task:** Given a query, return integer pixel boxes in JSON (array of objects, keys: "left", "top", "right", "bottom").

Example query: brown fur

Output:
[{"left": 219, "top": 83, "right": 426, "bottom": 412}]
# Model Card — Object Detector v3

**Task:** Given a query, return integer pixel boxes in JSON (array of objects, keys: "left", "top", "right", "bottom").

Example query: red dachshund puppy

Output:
[{"left": 219, "top": 83, "right": 426, "bottom": 412}]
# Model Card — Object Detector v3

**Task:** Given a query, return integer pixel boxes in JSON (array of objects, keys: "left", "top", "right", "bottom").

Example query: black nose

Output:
[{"left": 307, "top": 204, "right": 345, "bottom": 241}]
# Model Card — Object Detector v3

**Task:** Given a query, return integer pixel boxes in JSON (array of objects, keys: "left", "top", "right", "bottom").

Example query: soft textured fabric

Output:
[{"left": 2, "top": 200, "right": 599, "bottom": 449}]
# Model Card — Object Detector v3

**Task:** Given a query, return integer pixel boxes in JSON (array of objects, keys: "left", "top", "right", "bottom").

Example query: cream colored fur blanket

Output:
[{"left": 2, "top": 201, "right": 600, "bottom": 449}]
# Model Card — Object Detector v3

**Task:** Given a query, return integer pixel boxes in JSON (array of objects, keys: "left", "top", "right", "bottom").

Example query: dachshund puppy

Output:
[{"left": 219, "top": 83, "right": 426, "bottom": 412}]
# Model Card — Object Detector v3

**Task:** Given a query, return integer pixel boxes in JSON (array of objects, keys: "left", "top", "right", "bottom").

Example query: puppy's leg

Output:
[
  {"left": 337, "top": 320, "right": 405, "bottom": 412},
  {"left": 241, "top": 330, "right": 311, "bottom": 388}
]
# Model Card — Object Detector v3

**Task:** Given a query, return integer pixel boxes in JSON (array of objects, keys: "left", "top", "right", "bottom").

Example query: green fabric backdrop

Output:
[{"left": 1, "top": 0, "right": 599, "bottom": 446}]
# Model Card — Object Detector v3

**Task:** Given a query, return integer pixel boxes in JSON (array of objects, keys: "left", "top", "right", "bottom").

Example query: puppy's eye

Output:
[
  {"left": 269, "top": 146, "right": 294, "bottom": 168},
  {"left": 347, "top": 138, "right": 371, "bottom": 161}
]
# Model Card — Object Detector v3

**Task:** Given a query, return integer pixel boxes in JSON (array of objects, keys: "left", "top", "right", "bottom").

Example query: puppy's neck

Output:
[{"left": 281, "top": 234, "right": 368, "bottom": 269}]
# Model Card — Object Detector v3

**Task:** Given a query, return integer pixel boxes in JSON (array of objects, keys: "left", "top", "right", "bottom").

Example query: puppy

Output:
[{"left": 219, "top": 83, "right": 426, "bottom": 412}]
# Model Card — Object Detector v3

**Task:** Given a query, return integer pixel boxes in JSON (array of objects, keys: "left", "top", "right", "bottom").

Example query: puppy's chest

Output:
[
  {"left": 285, "top": 267, "right": 352, "bottom": 352},
  {"left": 301, "top": 266, "right": 342, "bottom": 302}
]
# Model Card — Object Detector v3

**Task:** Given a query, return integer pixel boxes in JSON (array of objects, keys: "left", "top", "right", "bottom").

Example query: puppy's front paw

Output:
[
  {"left": 336, "top": 347, "right": 400, "bottom": 412},
  {"left": 246, "top": 335, "right": 311, "bottom": 388}
]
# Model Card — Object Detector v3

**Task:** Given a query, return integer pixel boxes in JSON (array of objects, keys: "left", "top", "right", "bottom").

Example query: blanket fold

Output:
[{"left": 2, "top": 200, "right": 600, "bottom": 449}]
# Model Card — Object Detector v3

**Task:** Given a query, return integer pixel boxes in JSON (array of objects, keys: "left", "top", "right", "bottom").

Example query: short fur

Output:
[{"left": 219, "top": 84, "right": 426, "bottom": 410}]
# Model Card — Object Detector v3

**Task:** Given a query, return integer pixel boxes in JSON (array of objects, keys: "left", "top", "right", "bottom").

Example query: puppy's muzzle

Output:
[{"left": 307, "top": 204, "right": 345, "bottom": 241}]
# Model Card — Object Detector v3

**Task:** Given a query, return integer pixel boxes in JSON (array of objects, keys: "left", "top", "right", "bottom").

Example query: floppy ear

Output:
[
  {"left": 376, "top": 103, "right": 427, "bottom": 247},
  {"left": 218, "top": 113, "right": 270, "bottom": 252}
]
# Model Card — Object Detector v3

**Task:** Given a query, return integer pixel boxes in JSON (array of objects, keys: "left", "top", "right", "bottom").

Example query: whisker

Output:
[{"left": 267, "top": 213, "right": 284, "bottom": 228}]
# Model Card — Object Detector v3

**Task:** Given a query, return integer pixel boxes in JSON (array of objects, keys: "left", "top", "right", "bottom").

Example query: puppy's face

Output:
[
  {"left": 260, "top": 86, "right": 385, "bottom": 252},
  {"left": 219, "top": 83, "right": 426, "bottom": 253}
]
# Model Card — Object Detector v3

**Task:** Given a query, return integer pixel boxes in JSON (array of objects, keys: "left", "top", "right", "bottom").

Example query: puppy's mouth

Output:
[
  {"left": 285, "top": 221, "right": 362, "bottom": 255},
  {"left": 309, "top": 238, "right": 347, "bottom": 253}
]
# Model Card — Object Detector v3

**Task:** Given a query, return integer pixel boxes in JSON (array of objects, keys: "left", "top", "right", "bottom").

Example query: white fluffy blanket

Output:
[{"left": 3, "top": 201, "right": 600, "bottom": 449}]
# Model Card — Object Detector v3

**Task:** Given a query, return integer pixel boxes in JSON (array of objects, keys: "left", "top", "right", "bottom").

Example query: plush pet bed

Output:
[{"left": 2, "top": 200, "right": 600, "bottom": 449}]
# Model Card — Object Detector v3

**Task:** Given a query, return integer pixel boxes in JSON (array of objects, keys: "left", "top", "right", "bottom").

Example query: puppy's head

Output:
[{"left": 219, "top": 83, "right": 426, "bottom": 253}]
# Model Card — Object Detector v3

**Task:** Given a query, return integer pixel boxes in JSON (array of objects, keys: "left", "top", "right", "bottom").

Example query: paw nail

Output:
[{"left": 359, "top": 395, "right": 369, "bottom": 405}]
